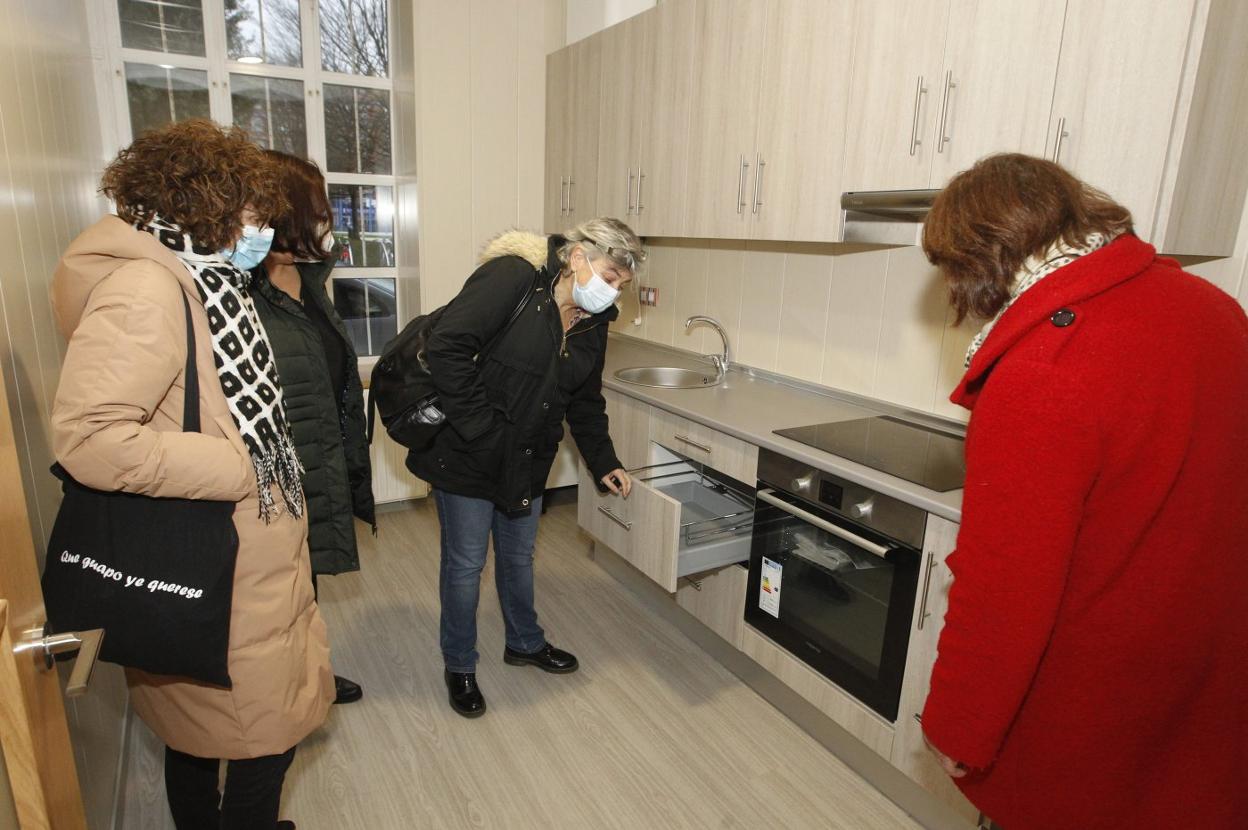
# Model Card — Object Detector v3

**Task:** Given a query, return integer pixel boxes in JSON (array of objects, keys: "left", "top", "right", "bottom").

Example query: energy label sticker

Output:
[{"left": 759, "top": 557, "right": 783, "bottom": 618}]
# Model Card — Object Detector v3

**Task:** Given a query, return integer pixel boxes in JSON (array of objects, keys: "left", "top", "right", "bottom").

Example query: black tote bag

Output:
[{"left": 41, "top": 294, "right": 240, "bottom": 687}]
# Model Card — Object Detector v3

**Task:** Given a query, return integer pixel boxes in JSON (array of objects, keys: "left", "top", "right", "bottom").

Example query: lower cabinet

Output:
[
  {"left": 889, "top": 514, "right": 979, "bottom": 824},
  {"left": 675, "top": 564, "right": 748, "bottom": 649},
  {"left": 649, "top": 408, "right": 759, "bottom": 485}
]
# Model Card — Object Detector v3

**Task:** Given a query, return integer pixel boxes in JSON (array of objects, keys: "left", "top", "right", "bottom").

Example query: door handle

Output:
[
  {"left": 917, "top": 551, "right": 936, "bottom": 630},
  {"left": 626, "top": 167, "right": 636, "bottom": 214},
  {"left": 752, "top": 153, "right": 765, "bottom": 214},
  {"left": 736, "top": 155, "right": 750, "bottom": 214},
  {"left": 909, "top": 75, "right": 928, "bottom": 156},
  {"left": 15, "top": 623, "right": 104, "bottom": 697},
  {"left": 1052, "top": 117, "right": 1069, "bottom": 164},
  {"left": 636, "top": 167, "right": 645, "bottom": 213},
  {"left": 936, "top": 70, "right": 956, "bottom": 153},
  {"left": 597, "top": 505, "right": 633, "bottom": 531}
]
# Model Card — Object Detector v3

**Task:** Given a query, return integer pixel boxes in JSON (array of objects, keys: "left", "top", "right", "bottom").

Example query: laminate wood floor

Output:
[{"left": 119, "top": 498, "right": 920, "bottom": 830}]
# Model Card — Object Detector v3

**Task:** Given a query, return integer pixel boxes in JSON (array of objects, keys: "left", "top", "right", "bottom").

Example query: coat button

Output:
[
  {"left": 522, "top": 499, "right": 530, "bottom": 506},
  {"left": 525, "top": 448, "right": 533, "bottom": 455},
  {"left": 1050, "top": 308, "right": 1076, "bottom": 327},
  {"left": 542, "top": 402, "right": 550, "bottom": 409}
]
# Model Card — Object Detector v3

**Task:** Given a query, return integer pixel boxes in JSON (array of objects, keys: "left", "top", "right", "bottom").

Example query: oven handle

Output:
[{"left": 756, "top": 489, "right": 892, "bottom": 559}]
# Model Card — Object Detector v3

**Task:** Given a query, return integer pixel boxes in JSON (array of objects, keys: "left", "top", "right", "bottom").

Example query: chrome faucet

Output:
[{"left": 685, "top": 316, "right": 731, "bottom": 380}]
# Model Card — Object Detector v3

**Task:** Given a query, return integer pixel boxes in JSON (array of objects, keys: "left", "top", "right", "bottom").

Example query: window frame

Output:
[{"left": 100, "top": 0, "right": 403, "bottom": 357}]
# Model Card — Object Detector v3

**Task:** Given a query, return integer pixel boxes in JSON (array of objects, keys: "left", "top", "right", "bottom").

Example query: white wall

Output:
[
  {"left": 0, "top": 1, "right": 130, "bottom": 827},
  {"left": 566, "top": 0, "right": 655, "bottom": 44},
  {"left": 413, "top": 0, "right": 567, "bottom": 311}
]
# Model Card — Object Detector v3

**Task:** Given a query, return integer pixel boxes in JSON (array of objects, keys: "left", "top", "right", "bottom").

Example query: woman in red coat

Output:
[{"left": 919, "top": 154, "right": 1248, "bottom": 829}]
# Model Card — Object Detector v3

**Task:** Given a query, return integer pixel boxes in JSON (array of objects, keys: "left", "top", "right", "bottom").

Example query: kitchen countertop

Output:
[{"left": 602, "top": 334, "right": 965, "bottom": 523}]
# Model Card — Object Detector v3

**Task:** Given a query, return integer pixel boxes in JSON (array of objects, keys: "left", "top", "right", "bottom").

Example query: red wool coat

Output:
[{"left": 921, "top": 235, "right": 1248, "bottom": 830}]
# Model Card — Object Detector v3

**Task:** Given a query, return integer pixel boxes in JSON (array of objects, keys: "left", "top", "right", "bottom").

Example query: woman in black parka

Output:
[
  {"left": 407, "top": 218, "right": 644, "bottom": 718},
  {"left": 250, "top": 151, "right": 375, "bottom": 705}
]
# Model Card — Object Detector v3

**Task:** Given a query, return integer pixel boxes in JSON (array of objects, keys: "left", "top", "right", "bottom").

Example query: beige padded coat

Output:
[{"left": 50, "top": 216, "right": 333, "bottom": 759}]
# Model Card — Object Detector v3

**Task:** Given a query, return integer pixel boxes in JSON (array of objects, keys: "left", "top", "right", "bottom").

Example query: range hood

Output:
[{"left": 840, "top": 189, "right": 939, "bottom": 245}]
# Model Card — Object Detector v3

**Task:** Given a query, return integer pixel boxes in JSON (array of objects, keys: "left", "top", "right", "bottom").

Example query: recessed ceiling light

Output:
[{"left": 237, "top": 56, "right": 263, "bottom": 64}]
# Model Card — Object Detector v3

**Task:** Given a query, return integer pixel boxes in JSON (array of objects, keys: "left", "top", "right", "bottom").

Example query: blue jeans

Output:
[{"left": 434, "top": 490, "right": 546, "bottom": 673}]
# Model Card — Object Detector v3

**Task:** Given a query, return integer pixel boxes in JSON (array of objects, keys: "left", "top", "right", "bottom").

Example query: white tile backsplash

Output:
[
  {"left": 776, "top": 251, "right": 832, "bottom": 383},
  {"left": 872, "top": 246, "right": 949, "bottom": 411},
  {"left": 822, "top": 248, "right": 889, "bottom": 397},
  {"left": 737, "top": 247, "right": 786, "bottom": 372}
]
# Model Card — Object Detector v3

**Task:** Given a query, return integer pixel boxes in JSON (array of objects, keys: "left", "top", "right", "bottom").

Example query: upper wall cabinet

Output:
[
  {"left": 1046, "top": 0, "right": 1248, "bottom": 255},
  {"left": 596, "top": 0, "right": 698, "bottom": 237},
  {"left": 545, "top": 39, "right": 601, "bottom": 233}
]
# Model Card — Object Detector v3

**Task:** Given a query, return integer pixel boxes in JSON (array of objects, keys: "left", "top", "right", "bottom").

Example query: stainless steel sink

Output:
[{"left": 614, "top": 366, "right": 720, "bottom": 389}]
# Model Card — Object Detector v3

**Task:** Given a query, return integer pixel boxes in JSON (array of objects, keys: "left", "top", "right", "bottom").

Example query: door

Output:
[
  {"left": 927, "top": 0, "right": 1067, "bottom": 187},
  {"left": 1045, "top": 0, "right": 1196, "bottom": 241},
  {"left": 751, "top": 0, "right": 858, "bottom": 242},
  {"left": 634, "top": 0, "right": 697, "bottom": 236},
  {"left": 596, "top": 16, "right": 651, "bottom": 224},
  {"left": 840, "top": 0, "right": 951, "bottom": 193},
  {"left": 567, "top": 38, "right": 603, "bottom": 228},
  {"left": 544, "top": 48, "right": 572, "bottom": 232},
  {"left": 0, "top": 371, "right": 87, "bottom": 829},
  {"left": 683, "top": 0, "right": 769, "bottom": 239}
]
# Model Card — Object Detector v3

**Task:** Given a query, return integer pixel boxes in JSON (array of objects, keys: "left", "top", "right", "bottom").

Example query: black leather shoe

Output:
[
  {"left": 444, "top": 670, "right": 486, "bottom": 718},
  {"left": 333, "top": 674, "right": 363, "bottom": 705},
  {"left": 277, "top": 822, "right": 295, "bottom": 830},
  {"left": 503, "top": 643, "right": 579, "bottom": 674}
]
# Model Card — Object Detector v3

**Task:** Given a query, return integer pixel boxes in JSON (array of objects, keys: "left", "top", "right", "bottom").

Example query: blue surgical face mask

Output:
[
  {"left": 221, "top": 224, "right": 275, "bottom": 271},
  {"left": 572, "top": 256, "right": 620, "bottom": 314}
]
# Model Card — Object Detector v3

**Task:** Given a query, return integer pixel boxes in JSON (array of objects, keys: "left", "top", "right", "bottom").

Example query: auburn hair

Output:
[
  {"left": 922, "top": 153, "right": 1134, "bottom": 323},
  {"left": 100, "top": 119, "right": 287, "bottom": 252},
  {"left": 264, "top": 150, "right": 334, "bottom": 261}
]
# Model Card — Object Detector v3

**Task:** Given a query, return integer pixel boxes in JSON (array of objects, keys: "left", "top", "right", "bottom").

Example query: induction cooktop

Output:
[{"left": 774, "top": 415, "right": 966, "bottom": 493}]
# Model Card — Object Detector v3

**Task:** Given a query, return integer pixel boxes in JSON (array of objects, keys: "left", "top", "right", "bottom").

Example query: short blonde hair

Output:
[{"left": 558, "top": 217, "right": 646, "bottom": 277}]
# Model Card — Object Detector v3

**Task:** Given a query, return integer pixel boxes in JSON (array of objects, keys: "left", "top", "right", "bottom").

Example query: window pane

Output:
[
  {"left": 332, "top": 277, "right": 396, "bottom": 356},
  {"left": 230, "top": 74, "right": 307, "bottom": 157},
  {"left": 225, "top": 0, "right": 302, "bottom": 67},
  {"left": 328, "top": 184, "right": 394, "bottom": 268},
  {"left": 124, "top": 62, "right": 211, "bottom": 137},
  {"left": 319, "top": 0, "right": 389, "bottom": 77},
  {"left": 118, "top": 0, "right": 206, "bottom": 56},
  {"left": 323, "top": 85, "right": 391, "bottom": 174}
]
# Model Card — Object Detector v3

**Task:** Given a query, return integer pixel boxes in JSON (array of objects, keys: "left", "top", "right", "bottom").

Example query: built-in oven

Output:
[{"left": 745, "top": 448, "right": 927, "bottom": 722}]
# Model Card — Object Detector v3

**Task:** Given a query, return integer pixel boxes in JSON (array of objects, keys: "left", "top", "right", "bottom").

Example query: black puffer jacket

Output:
[
  {"left": 251, "top": 259, "right": 375, "bottom": 575},
  {"left": 407, "top": 231, "right": 622, "bottom": 512}
]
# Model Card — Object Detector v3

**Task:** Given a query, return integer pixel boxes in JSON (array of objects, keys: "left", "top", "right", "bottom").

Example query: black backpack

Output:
[{"left": 368, "top": 276, "right": 537, "bottom": 450}]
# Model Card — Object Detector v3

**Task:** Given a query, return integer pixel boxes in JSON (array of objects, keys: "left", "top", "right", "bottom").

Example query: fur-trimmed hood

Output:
[{"left": 478, "top": 229, "right": 551, "bottom": 270}]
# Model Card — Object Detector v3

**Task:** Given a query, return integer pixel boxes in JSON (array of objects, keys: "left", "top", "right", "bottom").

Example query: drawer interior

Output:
[{"left": 633, "top": 461, "right": 756, "bottom": 574}]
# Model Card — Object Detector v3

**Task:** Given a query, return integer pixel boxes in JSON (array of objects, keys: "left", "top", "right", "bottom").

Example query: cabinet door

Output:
[
  {"left": 890, "top": 516, "right": 980, "bottom": 824},
  {"left": 544, "top": 48, "right": 571, "bottom": 233},
  {"left": 567, "top": 38, "right": 603, "bottom": 228},
  {"left": 603, "top": 388, "right": 651, "bottom": 471},
  {"left": 927, "top": 0, "right": 1066, "bottom": 187},
  {"left": 683, "top": 0, "right": 768, "bottom": 239},
  {"left": 1045, "top": 0, "right": 1196, "bottom": 241},
  {"left": 676, "top": 564, "right": 748, "bottom": 649},
  {"left": 596, "top": 17, "right": 651, "bottom": 224},
  {"left": 635, "top": 0, "right": 697, "bottom": 236},
  {"left": 751, "top": 0, "right": 857, "bottom": 242},
  {"left": 841, "top": 0, "right": 950, "bottom": 193}
]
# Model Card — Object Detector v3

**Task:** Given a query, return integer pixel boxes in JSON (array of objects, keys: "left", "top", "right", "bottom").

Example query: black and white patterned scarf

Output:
[
  {"left": 138, "top": 215, "right": 305, "bottom": 522},
  {"left": 964, "top": 231, "right": 1116, "bottom": 368}
]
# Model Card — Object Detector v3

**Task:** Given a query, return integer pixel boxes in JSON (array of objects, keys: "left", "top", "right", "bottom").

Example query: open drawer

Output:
[{"left": 578, "top": 459, "right": 755, "bottom": 593}]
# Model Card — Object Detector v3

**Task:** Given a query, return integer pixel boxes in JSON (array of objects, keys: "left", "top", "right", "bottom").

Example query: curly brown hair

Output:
[
  {"left": 100, "top": 119, "right": 288, "bottom": 252},
  {"left": 923, "top": 153, "right": 1134, "bottom": 323}
]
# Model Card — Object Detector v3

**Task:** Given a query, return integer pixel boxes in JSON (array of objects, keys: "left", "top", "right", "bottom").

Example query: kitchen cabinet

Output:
[
  {"left": 603, "top": 387, "right": 651, "bottom": 471},
  {"left": 843, "top": 0, "right": 1065, "bottom": 192},
  {"left": 676, "top": 564, "right": 748, "bottom": 649},
  {"left": 650, "top": 408, "right": 759, "bottom": 486},
  {"left": 890, "top": 515, "right": 980, "bottom": 824},
  {"left": 1046, "top": 0, "right": 1248, "bottom": 255},
  {"left": 595, "top": 16, "right": 651, "bottom": 227},
  {"left": 544, "top": 39, "right": 601, "bottom": 232}
]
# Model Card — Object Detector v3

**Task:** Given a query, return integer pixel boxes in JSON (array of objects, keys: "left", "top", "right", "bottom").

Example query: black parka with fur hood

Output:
[{"left": 407, "top": 231, "right": 622, "bottom": 512}]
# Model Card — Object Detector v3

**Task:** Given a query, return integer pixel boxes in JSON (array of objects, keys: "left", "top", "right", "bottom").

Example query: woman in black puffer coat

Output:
[
  {"left": 250, "top": 151, "right": 375, "bottom": 706},
  {"left": 407, "top": 218, "right": 644, "bottom": 719}
]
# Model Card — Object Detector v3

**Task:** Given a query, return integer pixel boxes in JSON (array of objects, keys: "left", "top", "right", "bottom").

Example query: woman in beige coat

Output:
[{"left": 51, "top": 120, "right": 333, "bottom": 829}]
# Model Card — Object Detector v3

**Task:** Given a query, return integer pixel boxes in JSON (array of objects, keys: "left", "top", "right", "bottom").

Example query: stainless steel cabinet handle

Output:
[
  {"left": 636, "top": 168, "right": 645, "bottom": 213},
  {"left": 674, "top": 434, "right": 712, "bottom": 454},
  {"left": 559, "top": 176, "right": 567, "bottom": 215},
  {"left": 1052, "top": 117, "right": 1069, "bottom": 164},
  {"left": 626, "top": 167, "right": 636, "bottom": 215},
  {"left": 568, "top": 178, "right": 576, "bottom": 213},
  {"left": 937, "top": 70, "right": 956, "bottom": 153},
  {"left": 15, "top": 623, "right": 105, "bottom": 697},
  {"left": 597, "top": 505, "right": 632, "bottom": 531},
  {"left": 909, "top": 75, "right": 928, "bottom": 157},
  {"left": 756, "top": 489, "right": 892, "bottom": 559},
  {"left": 736, "top": 155, "right": 750, "bottom": 214},
  {"left": 917, "top": 551, "right": 936, "bottom": 630},
  {"left": 752, "top": 153, "right": 765, "bottom": 214}
]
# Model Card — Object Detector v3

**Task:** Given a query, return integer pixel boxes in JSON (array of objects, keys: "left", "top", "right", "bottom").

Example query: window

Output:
[{"left": 105, "top": 0, "right": 402, "bottom": 356}]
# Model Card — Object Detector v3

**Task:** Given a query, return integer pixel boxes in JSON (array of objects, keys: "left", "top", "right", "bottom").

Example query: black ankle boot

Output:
[{"left": 444, "top": 670, "right": 486, "bottom": 718}]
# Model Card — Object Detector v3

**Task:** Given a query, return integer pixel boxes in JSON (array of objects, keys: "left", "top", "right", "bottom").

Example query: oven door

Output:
[{"left": 745, "top": 487, "right": 920, "bottom": 722}]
